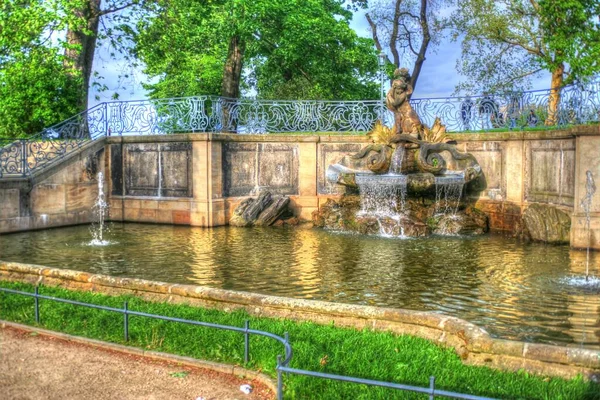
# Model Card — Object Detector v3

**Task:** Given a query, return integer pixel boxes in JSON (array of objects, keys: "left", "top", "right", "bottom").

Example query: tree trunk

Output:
[
  {"left": 221, "top": 35, "right": 246, "bottom": 133},
  {"left": 409, "top": 0, "right": 430, "bottom": 94},
  {"left": 64, "top": 0, "right": 102, "bottom": 113},
  {"left": 546, "top": 63, "right": 564, "bottom": 126}
]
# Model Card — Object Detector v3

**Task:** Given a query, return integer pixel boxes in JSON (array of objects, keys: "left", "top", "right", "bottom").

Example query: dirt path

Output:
[{"left": 0, "top": 326, "right": 273, "bottom": 400}]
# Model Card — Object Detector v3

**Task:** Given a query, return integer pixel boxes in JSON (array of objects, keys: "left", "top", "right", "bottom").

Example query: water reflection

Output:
[{"left": 0, "top": 223, "right": 598, "bottom": 348}]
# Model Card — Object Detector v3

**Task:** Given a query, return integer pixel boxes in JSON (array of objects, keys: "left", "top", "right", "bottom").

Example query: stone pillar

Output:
[
  {"left": 293, "top": 138, "right": 319, "bottom": 220},
  {"left": 191, "top": 135, "right": 225, "bottom": 227},
  {"left": 571, "top": 127, "right": 600, "bottom": 249},
  {"left": 505, "top": 139, "right": 525, "bottom": 204}
]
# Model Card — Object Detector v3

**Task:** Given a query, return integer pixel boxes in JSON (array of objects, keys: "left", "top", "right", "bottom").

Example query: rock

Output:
[
  {"left": 433, "top": 213, "right": 487, "bottom": 236},
  {"left": 283, "top": 217, "right": 300, "bottom": 226},
  {"left": 242, "top": 192, "right": 272, "bottom": 222},
  {"left": 254, "top": 196, "right": 290, "bottom": 226},
  {"left": 406, "top": 173, "right": 435, "bottom": 194},
  {"left": 521, "top": 203, "right": 571, "bottom": 244},
  {"left": 230, "top": 192, "right": 291, "bottom": 227}
]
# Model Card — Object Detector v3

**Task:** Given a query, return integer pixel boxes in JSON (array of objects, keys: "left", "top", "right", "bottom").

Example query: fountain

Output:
[
  {"left": 561, "top": 170, "right": 600, "bottom": 289},
  {"left": 316, "top": 68, "right": 487, "bottom": 237},
  {"left": 89, "top": 171, "right": 109, "bottom": 246}
]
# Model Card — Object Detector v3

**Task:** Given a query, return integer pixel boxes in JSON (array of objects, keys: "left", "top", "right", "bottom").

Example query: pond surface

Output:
[{"left": 1, "top": 223, "right": 599, "bottom": 348}]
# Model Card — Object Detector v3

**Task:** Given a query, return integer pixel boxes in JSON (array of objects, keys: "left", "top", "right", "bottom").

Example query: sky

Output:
[{"left": 88, "top": 6, "right": 551, "bottom": 106}]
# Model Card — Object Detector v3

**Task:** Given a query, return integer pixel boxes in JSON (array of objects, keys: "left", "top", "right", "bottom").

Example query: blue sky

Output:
[{"left": 88, "top": 8, "right": 551, "bottom": 106}]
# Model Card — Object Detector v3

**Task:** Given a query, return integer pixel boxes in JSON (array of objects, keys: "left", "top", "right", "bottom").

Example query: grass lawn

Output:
[{"left": 0, "top": 281, "right": 598, "bottom": 399}]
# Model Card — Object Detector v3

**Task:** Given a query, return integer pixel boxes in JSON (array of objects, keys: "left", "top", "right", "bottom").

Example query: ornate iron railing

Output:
[
  {"left": 1, "top": 80, "right": 599, "bottom": 178},
  {"left": 103, "top": 96, "right": 392, "bottom": 135}
]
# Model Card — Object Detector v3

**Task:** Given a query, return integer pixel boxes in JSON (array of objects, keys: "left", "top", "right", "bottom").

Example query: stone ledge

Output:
[
  {"left": 0, "top": 320, "right": 277, "bottom": 395},
  {"left": 1, "top": 261, "right": 598, "bottom": 380}
]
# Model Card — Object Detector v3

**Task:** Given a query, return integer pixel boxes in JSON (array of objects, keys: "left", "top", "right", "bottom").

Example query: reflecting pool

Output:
[{"left": 1, "top": 223, "right": 599, "bottom": 348}]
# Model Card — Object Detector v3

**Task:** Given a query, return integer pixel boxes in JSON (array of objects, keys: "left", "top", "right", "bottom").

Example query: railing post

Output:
[
  {"left": 21, "top": 140, "right": 28, "bottom": 177},
  {"left": 429, "top": 376, "right": 436, "bottom": 400},
  {"left": 277, "top": 354, "right": 283, "bottom": 400},
  {"left": 124, "top": 301, "right": 129, "bottom": 342},
  {"left": 104, "top": 103, "right": 109, "bottom": 137},
  {"left": 244, "top": 320, "right": 250, "bottom": 364},
  {"left": 284, "top": 331, "right": 289, "bottom": 374},
  {"left": 34, "top": 286, "right": 40, "bottom": 324}
]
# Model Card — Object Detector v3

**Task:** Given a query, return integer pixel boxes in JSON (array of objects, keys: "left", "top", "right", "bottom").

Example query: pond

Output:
[{"left": 1, "top": 223, "right": 599, "bottom": 348}]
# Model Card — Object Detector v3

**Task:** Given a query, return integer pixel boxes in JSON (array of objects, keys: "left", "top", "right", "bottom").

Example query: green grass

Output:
[{"left": 1, "top": 281, "right": 598, "bottom": 399}]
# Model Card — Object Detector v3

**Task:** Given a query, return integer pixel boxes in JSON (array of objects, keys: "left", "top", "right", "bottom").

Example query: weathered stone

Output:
[
  {"left": 433, "top": 213, "right": 488, "bottom": 236},
  {"left": 313, "top": 193, "right": 486, "bottom": 237},
  {"left": 229, "top": 192, "right": 291, "bottom": 227},
  {"left": 521, "top": 203, "right": 571, "bottom": 243},
  {"left": 254, "top": 196, "right": 290, "bottom": 226},
  {"left": 406, "top": 173, "right": 435, "bottom": 194}
]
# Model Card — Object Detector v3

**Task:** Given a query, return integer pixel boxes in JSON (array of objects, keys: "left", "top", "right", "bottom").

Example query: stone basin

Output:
[{"left": 327, "top": 164, "right": 471, "bottom": 195}]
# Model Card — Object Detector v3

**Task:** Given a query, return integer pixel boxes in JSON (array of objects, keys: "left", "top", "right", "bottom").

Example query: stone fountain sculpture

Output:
[{"left": 316, "top": 68, "right": 488, "bottom": 237}]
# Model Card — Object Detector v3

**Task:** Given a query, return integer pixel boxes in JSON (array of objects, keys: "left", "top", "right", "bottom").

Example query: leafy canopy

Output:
[
  {"left": 135, "top": 0, "right": 380, "bottom": 100},
  {"left": 451, "top": 0, "right": 600, "bottom": 93},
  {"left": 0, "top": 1, "right": 81, "bottom": 138}
]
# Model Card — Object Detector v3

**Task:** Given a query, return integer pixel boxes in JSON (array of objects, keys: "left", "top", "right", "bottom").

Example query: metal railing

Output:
[
  {"left": 0, "top": 285, "right": 497, "bottom": 400},
  {"left": 2, "top": 80, "right": 599, "bottom": 178}
]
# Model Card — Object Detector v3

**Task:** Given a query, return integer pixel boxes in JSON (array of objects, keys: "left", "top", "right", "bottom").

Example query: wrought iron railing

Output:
[
  {"left": 0, "top": 104, "right": 106, "bottom": 178},
  {"left": 1, "top": 80, "right": 599, "bottom": 178},
  {"left": 0, "top": 285, "right": 497, "bottom": 400}
]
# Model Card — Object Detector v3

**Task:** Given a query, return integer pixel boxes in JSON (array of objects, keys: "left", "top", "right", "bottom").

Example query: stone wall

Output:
[
  {"left": 449, "top": 130, "right": 578, "bottom": 234},
  {"left": 3, "top": 127, "right": 600, "bottom": 248},
  {"left": 1, "top": 262, "right": 598, "bottom": 381},
  {"left": 0, "top": 140, "right": 105, "bottom": 234}
]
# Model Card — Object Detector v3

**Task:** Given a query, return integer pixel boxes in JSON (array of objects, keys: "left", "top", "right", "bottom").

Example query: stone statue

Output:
[{"left": 386, "top": 68, "right": 423, "bottom": 138}]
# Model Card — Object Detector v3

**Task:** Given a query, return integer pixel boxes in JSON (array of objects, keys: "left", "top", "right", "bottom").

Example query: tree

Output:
[
  {"left": 135, "top": 0, "right": 379, "bottom": 101},
  {"left": 365, "top": 0, "right": 447, "bottom": 93},
  {"left": 0, "top": 1, "right": 81, "bottom": 138},
  {"left": 451, "top": 0, "right": 600, "bottom": 124},
  {"left": 0, "top": 0, "right": 148, "bottom": 138}
]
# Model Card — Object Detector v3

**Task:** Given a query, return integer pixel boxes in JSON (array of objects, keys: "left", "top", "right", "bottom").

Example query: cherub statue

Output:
[{"left": 386, "top": 68, "right": 423, "bottom": 138}]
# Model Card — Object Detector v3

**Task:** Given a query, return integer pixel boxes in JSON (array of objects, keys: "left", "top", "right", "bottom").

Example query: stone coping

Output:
[
  {"left": 103, "top": 125, "right": 599, "bottom": 145},
  {"left": 106, "top": 133, "right": 370, "bottom": 144},
  {"left": 0, "top": 320, "right": 277, "bottom": 395},
  {"left": 1, "top": 261, "right": 598, "bottom": 381}
]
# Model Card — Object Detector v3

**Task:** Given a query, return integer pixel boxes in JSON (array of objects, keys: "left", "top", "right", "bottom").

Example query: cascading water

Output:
[
  {"left": 90, "top": 172, "right": 109, "bottom": 246},
  {"left": 434, "top": 174, "right": 465, "bottom": 216},
  {"left": 389, "top": 146, "right": 405, "bottom": 174},
  {"left": 355, "top": 174, "right": 407, "bottom": 237},
  {"left": 560, "top": 170, "right": 600, "bottom": 289}
]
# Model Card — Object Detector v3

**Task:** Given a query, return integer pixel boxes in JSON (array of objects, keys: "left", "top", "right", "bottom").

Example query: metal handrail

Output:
[
  {"left": 2, "top": 80, "right": 599, "bottom": 179},
  {"left": 0, "top": 285, "right": 498, "bottom": 400}
]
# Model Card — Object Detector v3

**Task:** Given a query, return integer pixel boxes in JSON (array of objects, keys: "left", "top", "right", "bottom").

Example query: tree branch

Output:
[
  {"left": 366, "top": 13, "right": 384, "bottom": 53},
  {"left": 98, "top": 1, "right": 138, "bottom": 17}
]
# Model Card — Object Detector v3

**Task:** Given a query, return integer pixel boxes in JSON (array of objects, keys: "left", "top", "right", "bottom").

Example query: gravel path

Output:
[{"left": 0, "top": 326, "right": 273, "bottom": 400}]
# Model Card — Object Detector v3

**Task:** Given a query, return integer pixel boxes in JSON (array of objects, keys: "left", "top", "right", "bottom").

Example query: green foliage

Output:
[
  {"left": 451, "top": 0, "right": 600, "bottom": 93},
  {"left": 0, "top": 1, "right": 83, "bottom": 138},
  {"left": 0, "top": 0, "right": 148, "bottom": 138},
  {"left": 1, "top": 281, "right": 599, "bottom": 399},
  {"left": 135, "top": 0, "right": 379, "bottom": 100},
  {"left": 538, "top": 0, "right": 600, "bottom": 83},
  {"left": 0, "top": 49, "right": 81, "bottom": 138}
]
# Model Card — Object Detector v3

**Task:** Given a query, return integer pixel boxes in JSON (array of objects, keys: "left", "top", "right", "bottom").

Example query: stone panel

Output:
[
  {"left": 317, "top": 143, "right": 363, "bottom": 195},
  {"left": 464, "top": 141, "right": 505, "bottom": 201},
  {"left": 223, "top": 142, "right": 298, "bottom": 196},
  {"left": 0, "top": 189, "right": 20, "bottom": 219},
  {"left": 110, "top": 144, "right": 123, "bottom": 196},
  {"left": 125, "top": 143, "right": 159, "bottom": 196},
  {"left": 124, "top": 142, "right": 192, "bottom": 197},
  {"left": 161, "top": 142, "right": 193, "bottom": 197},
  {"left": 525, "top": 139, "right": 575, "bottom": 206}
]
